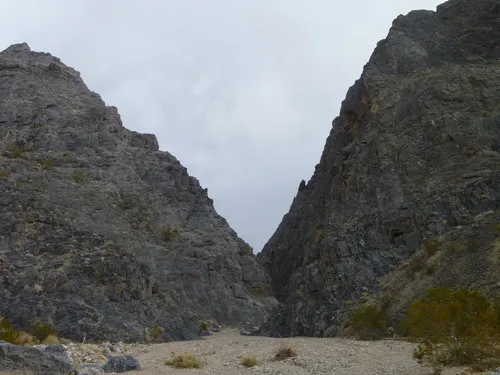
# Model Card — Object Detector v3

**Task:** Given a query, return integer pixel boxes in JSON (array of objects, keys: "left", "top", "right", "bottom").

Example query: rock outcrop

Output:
[
  {"left": 0, "top": 43, "right": 276, "bottom": 342},
  {"left": 0, "top": 341, "right": 75, "bottom": 375},
  {"left": 258, "top": 0, "right": 500, "bottom": 337}
]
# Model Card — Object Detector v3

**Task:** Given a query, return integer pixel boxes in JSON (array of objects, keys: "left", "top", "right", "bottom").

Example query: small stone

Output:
[{"left": 102, "top": 355, "right": 141, "bottom": 373}]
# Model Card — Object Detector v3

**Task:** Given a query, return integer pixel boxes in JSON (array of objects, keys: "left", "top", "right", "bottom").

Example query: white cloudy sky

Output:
[{"left": 0, "top": 0, "right": 443, "bottom": 252}]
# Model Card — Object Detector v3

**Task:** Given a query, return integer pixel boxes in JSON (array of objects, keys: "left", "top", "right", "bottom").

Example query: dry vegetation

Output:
[
  {"left": 164, "top": 353, "right": 204, "bottom": 369},
  {"left": 274, "top": 342, "right": 297, "bottom": 361},
  {"left": 346, "top": 287, "right": 500, "bottom": 372},
  {"left": 240, "top": 355, "right": 259, "bottom": 367},
  {"left": 401, "top": 287, "right": 500, "bottom": 372},
  {"left": 0, "top": 318, "right": 58, "bottom": 347}
]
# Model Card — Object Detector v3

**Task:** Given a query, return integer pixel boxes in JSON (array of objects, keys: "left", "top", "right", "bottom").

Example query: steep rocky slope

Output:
[
  {"left": 258, "top": 0, "right": 500, "bottom": 337},
  {"left": 0, "top": 43, "right": 276, "bottom": 342}
]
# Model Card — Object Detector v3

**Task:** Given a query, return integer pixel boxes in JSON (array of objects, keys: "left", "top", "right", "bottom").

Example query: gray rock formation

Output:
[
  {"left": 0, "top": 43, "right": 276, "bottom": 342},
  {"left": 257, "top": 0, "right": 500, "bottom": 337},
  {"left": 0, "top": 341, "right": 75, "bottom": 375}
]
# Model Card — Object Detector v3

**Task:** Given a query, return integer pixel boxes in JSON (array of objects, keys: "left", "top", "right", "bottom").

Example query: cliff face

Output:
[
  {"left": 0, "top": 43, "right": 276, "bottom": 342},
  {"left": 258, "top": 0, "right": 500, "bottom": 337}
]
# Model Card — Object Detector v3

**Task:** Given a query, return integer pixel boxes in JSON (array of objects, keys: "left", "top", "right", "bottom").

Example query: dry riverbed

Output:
[{"left": 76, "top": 329, "right": 435, "bottom": 375}]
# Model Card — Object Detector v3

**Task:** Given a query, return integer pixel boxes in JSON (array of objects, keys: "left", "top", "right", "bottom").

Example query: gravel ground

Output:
[{"left": 101, "top": 329, "right": 433, "bottom": 375}]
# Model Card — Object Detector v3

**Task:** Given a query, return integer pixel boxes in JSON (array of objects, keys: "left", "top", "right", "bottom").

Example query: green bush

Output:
[
  {"left": 401, "top": 287, "right": 500, "bottom": 371},
  {"left": 199, "top": 321, "right": 210, "bottom": 331},
  {"left": 347, "top": 304, "right": 389, "bottom": 340},
  {"left": 161, "top": 228, "right": 178, "bottom": 241},
  {"left": 0, "top": 317, "right": 38, "bottom": 345},
  {"left": 0, "top": 317, "right": 20, "bottom": 343},
  {"left": 33, "top": 320, "right": 57, "bottom": 341}
]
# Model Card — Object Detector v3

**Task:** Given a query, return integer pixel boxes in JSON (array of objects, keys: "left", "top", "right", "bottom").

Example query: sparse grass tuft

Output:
[
  {"left": 165, "top": 353, "right": 204, "bottom": 368},
  {"left": 240, "top": 355, "right": 258, "bottom": 367},
  {"left": 274, "top": 342, "right": 297, "bottom": 360}
]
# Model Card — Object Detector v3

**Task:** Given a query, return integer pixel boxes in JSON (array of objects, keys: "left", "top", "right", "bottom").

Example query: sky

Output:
[{"left": 0, "top": 0, "right": 443, "bottom": 252}]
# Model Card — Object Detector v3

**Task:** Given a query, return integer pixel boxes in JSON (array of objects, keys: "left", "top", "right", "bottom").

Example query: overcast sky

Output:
[{"left": 0, "top": 0, "right": 443, "bottom": 252}]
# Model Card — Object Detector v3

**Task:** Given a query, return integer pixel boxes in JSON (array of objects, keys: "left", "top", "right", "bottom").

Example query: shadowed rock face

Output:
[
  {"left": 258, "top": 0, "right": 500, "bottom": 337},
  {"left": 0, "top": 43, "right": 277, "bottom": 342}
]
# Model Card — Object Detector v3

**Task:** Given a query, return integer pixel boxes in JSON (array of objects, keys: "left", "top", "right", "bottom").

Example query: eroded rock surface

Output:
[
  {"left": 0, "top": 43, "right": 276, "bottom": 342},
  {"left": 258, "top": 0, "right": 500, "bottom": 336},
  {"left": 0, "top": 341, "right": 75, "bottom": 375}
]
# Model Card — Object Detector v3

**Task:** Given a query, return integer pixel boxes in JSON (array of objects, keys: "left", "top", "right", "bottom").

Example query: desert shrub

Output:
[
  {"left": 347, "top": 304, "right": 389, "bottom": 340},
  {"left": 41, "top": 160, "right": 53, "bottom": 169},
  {"left": 33, "top": 320, "right": 57, "bottom": 341},
  {"left": 423, "top": 239, "right": 442, "bottom": 256},
  {"left": 199, "top": 321, "right": 210, "bottom": 331},
  {"left": 487, "top": 222, "right": 500, "bottom": 234},
  {"left": 413, "top": 340, "right": 434, "bottom": 360},
  {"left": 14, "top": 332, "right": 39, "bottom": 346},
  {"left": 0, "top": 318, "right": 38, "bottom": 346},
  {"left": 118, "top": 198, "right": 135, "bottom": 211},
  {"left": 161, "top": 228, "right": 178, "bottom": 241},
  {"left": 41, "top": 334, "right": 59, "bottom": 345},
  {"left": 425, "top": 264, "right": 436, "bottom": 275},
  {"left": 11, "top": 148, "right": 24, "bottom": 158},
  {"left": 72, "top": 171, "right": 85, "bottom": 183},
  {"left": 145, "top": 325, "right": 164, "bottom": 343},
  {"left": 465, "top": 238, "right": 478, "bottom": 251},
  {"left": 402, "top": 287, "right": 500, "bottom": 371},
  {"left": 240, "top": 355, "right": 258, "bottom": 367},
  {"left": 0, "top": 317, "right": 21, "bottom": 343},
  {"left": 406, "top": 255, "right": 426, "bottom": 278},
  {"left": 165, "top": 353, "right": 203, "bottom": 368},
  {"left": 445, "top": 241, "right": 461, "bottom": 252},
  {"left": 274, "top": 342, "right": 297, "bottom": 360}
]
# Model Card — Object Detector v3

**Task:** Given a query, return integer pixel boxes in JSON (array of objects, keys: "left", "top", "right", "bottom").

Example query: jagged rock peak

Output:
[
  {"left": 258, "top": 0, "right": 500, "bottom": 337},
  {"left": 2, "top": 42, "right": 31, "bottom": 53},
  {"left": 0, "top": 43, "right": 277, "bottom": 342}
]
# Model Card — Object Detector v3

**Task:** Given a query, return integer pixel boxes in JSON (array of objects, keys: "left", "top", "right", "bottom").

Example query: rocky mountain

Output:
[
  {"left": 258, "top": 0, "right": 500, "bottom": 337},
  {"left": 0, "top": 43, "right": 276, "bottom": 342}
]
